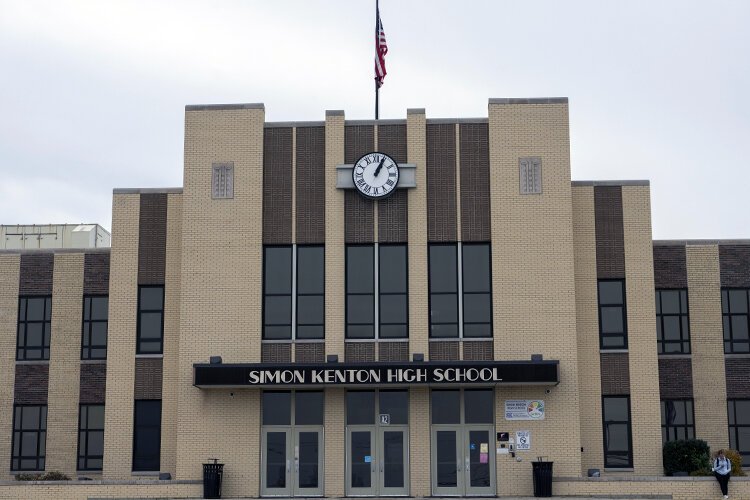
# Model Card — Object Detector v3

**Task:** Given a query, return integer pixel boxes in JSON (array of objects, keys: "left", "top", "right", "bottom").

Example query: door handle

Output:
[
  {"left": 287, "top": 459, "right": 291, "bottom": 473},
  {"left": 380, "top": 462, "right": 383, "bottom": 473},
  {"left": 372, "top": 458, "right": 376, "bottom": 473},
  {"left": 466, "top": 457, "right": 470, "bottom": 472},
  {"left": 295, "top": 458, "right": 299, "bottom": 473}
]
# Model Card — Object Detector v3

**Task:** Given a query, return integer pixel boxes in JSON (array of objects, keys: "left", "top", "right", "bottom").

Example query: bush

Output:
[
  {"left": 14, "top": 471, "right": 71, "bottom": 481},
  {"left": 663, "top": 439, "right": 711, "bottom": 476}
]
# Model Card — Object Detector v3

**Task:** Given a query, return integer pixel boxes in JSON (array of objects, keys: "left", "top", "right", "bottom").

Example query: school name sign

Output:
[{"left": 194, "top": 361, "right": 559, "bottom": 388}]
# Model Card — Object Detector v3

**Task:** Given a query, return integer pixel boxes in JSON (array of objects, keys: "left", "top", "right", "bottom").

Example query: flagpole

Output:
[{"left": 375, "top": 0, "right": 379, "bottom": 120}]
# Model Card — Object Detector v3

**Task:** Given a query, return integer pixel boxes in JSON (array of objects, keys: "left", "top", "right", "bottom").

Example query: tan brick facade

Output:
[{"left": 1, "top": 98, "right": 747, "bottom": 498}]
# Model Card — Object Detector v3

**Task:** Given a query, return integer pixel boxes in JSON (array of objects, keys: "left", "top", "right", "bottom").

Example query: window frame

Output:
[
  {"left": 655, "top": 289, "right": 690, "bottom": 355},
  {"left": 16, "top": 296, "right": 52, "bottom": 361},
  {"left": 660, "top": 399, "right": 695, "bottom": 443},
  {"left": 378, "top": 243, "right": 409, "bottom": 339},
  {"left": 263, "top": 245, "right": 294, "bottom": 340},
  {"left": 81, "top": 295, "right": 108, "bottom": 360},
  {"left": 461, "top": 242, "right": 493, "bottom": 339},
  {"left": 602, "top": 396, "right": 633, "bottom": 468},
  {"left": 728, "top": 399, "right": 750, "bottom": 467},
  {"left": 77, "top": 404, "right": 105, "bottom": 471},
  {"left": 11, "top": 404, "right": 47, "bottom": 471},
  {"left": 132, "top": 400, "right": 162, "bottom": 472},
  {"left": 345, "top": 244, "right": 376, "bottom": 340},
  {"left": 136, "top": 286, "right": 164, "bottom": 354},
  {"left": 261, "top": 390, "right": 325, "bottom": 426},
  {"left": 722, "top": 288, "right": 750, "bottom": 354},
  {"left": 296, "top": 245, "right": 325, "bottom": 340},
  {"left": 430, "top": 388, "right": 495, "bottom": 425},
  {"left": 597, "top": 279, "right": 628, "bottom": 350},
  {"left": 428, "top": 243, "right": 459, "bottom": 339}
]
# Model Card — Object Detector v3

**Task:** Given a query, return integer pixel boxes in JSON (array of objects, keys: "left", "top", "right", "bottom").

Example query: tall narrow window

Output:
[
  {"left": 379, "top": 245, "right": 408, "bottom": 339},
  {"left": 660, "top": 399, "right": 694, "bottom": 443},
  {"left": 137, "top": 286, "right": 164, "bottom": 354},
  {"left": 78, "top": 404, "right": 105, "bottom": 470},
  {"left": 263, "top": 246, "right": 293, "bottom": 340},
  {"left": 429, "top": 244, "right": 458, "bottom": 338},
  {"left": 297, "top": 246, "right": 325, "bottom": 339},
  {"left": 728, "top": 399, "right": 750, "bottom": 467},
  {"left": 17, "top": 296, "right": 52, "bottom": 360},
  {"left": 462, "top": 244, "right": 492, "bottom": 338},
  {"left": 602, "top": 396, "right": 632, "bottom": 468},
  {"left": 11, "top": 405, "right": 47, "bottom": 471},
  {"left": 655, "top": 289, "right": 690, "bottom": 354},
  {"left": 346, "top": 245, "right": 375, "bottom": 339},
  {"left": 133, "top": 400, "right": 161, "bottom": 471},
  {"left": 722, "top": 289, "right": 750, "bottom": 353},
  {"left": 82, "top": 296, "right": 108, "bottom": 360},
  {"left": 598, "top": 280, "right": 627, "bottom": 349}
]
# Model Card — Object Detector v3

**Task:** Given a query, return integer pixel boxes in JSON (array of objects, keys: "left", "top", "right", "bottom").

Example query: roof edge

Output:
[
  {"left": 490, "top": 97, "right": 568, "bottom": 105},
  {"left": 572, "top": 180, "right": 650, "bottom": 187},
  {"left": 113, "top": 188, "right": 183, "bottom": 194}
]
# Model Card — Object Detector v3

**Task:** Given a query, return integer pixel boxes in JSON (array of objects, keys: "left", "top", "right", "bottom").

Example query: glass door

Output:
[
  {"left": 294, "top": 428, "right": 323, "bottom": 496},
  {"left": 347, "top": 427, "right": 377, "bottom": 495},
  {"left": 431, "top": 427, "right": 463, "bottom": 496},
  {"left": 464, "top": 427, "right": 495, "bottom": 495},
  {"left": 379, "top": 428, "right": 408, "bottom": 495},
  {"left": 261, "top": 428, "right": 291, "bottom": 496}
]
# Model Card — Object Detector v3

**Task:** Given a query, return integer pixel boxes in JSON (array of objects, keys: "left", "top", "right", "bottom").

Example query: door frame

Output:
[
  {"left": 260, "top": 427, "right": 292, "bottom": 497},
  {"left": 378, "top": 425, "right": 409, "bottom": 496},
  {"left": 346, "top": 426, "right": 378, "bottom": 496},
  {"left": 430, "top": 425, "right": 463, "bottom": 496},
  {"left": 463, "top": 425, "right": 496, "bottom": 496}
]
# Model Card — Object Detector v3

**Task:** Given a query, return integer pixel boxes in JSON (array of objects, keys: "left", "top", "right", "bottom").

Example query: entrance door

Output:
[
  {"left": 261, "top": 428, "right": 291, "bottom": 496},
  {"left": 347, "top": 427, "right": 376, "bottom": 495},
  {"left": 379, "top": 427, "right": 408, "bottom": 496},
  {"left": 346, "top": 426, "right": 409, "bottom": 496},
  {"left": 294, "top": 428, "right": 324, "bottom": 496},
  {"left": 431, "top": 427, "right": 495, "bottom": 496}
]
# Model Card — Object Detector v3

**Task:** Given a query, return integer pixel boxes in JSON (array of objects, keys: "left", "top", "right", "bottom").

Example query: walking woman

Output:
[{"left": 711, "top": 449, "right": 732, "bottom": 499}]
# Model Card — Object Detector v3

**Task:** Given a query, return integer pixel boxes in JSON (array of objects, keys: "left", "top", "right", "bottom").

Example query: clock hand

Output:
[{"left": 374, "top": 157, "right": 386, "bottom": 177}]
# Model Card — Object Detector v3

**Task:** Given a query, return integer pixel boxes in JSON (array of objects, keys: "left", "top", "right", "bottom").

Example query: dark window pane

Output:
[
  {"left": 663, "top": 316, "right": 681, "bottom": 341},
  {"left": 264, "top": 326, "right": 291, "bottom": 340},
  {"left": 139, "top": 312, "right": 163, "bottom": 338},
  {"left": 735, "top": 401, "right": 750, "bottom": 425},
  {"left": 606, "top": 423, "right": 630, "bottom": 451},
  {"left": 729, "top": 290, "right": 748, "bottom": 313},
  {"left": 600, "top": 307, "right": 624, "bottom": 334},
  {"left": 26, "top": 323, "right": 42, "bottom": 347},
  {"left": 91, "top": 323, "right": 107, "bottom": 346},
  {"left": 88, "top": 405, "right": 105, "bottom": 428},
  {"left": 431, "top": 324, "right": 458, "bottom": 338},
  {"left": 21, "top": 433, "right": 38, "bottom": 456},
  {"left": 90, "top": 297, "right": 109, "bottom": 320},
  {"left": 462, "top": 245, "right": 490, "bottom": 293},
  {"left": 350, "top": 431, "right": 371, "bottom": 487},
  {"left": 295, "top": 391, "right": 324, "bottom": 425},
  {"left": 133, "top": 400, "right": 161, "bottom": 471},
  {"left": 296, "top": 325, "right": 324, "bottom": 339},
  {"left": 263, "top": 392, "right": 291, "bottom": 425},
  {"left": 379, "top": 246, "right": 407, "bottom": 294},
  {"left": 380, "top": 295, "right": 407, "bottom": 324},
  {"left": 297, "top": 246, "right": 324, "bottom": 295},
  {"left": 660, "top": 291, "right": 680, "bottom": 314},
  {"left": 436, "top": 431, "right": 457, "bottom": 487},
  {"left": 19, "top": 299, "right": 26, "bottom": 321},
  {"left": 265, "top": 247, "right": 292, "bottom": 295},
  {"left": 22, "top": 407, "right": 40, "bottom": 429},
  {"left": 655, "top": 293, "right": 661, "bottom": 314},
  {"left": 732, "top": 316, "right": 749, "bottom": 340},
  {"left": 380, "top": 325, "right": 407, "bottom": 339},
  {"left": 266, "top": 432, "right": 287, "bottom": 488},
  {"left": 465, "top": 389, "right": 493, "bottom": 424},
  {"left": 431, "top": 294, "right": 458, "bottom": 324},
  {"left": 430, "top": 245, "right": 457, "bottom": 293},
  {"left": 599, "top": 281, "right": 623, "bottom": 305},
  {"left": 603, "top": 397, "right": 629, "bottom": 422},
  {"left": 139, "top": 287, "right": 163, "bottom": 310},
  {"left": 26, "top": 298, "right": 45, "bottom": 320},
  {"left": 722, "top": 290, "right": 729, "bottom": 314},
  {"left": 265, "top": 296, "right": 292, "bottom": 325},
  {"left": 347, "top": 246, "right": 374, "bottom": 293},
  {"left": 463, "top": 294, "right": 491, "bottom": 324},
  {"left": 347, "top": 325, "right": 374, "bottom": 339},
  {"left": 379, "top": 391, "right": 408, "bottom": 425},
  {"left": 464, "top": 324, "right": 492, "bottom": 338},
  {"left": 680, "top": 291, "right": 688, "bottom": 313},
  {"left": 346, "top": 391, "right": 375, "bottom": 425},
  {"left": 431, "top": 390, "right": 460, "bottom": 424},
  {"left": 87, "top": 431, "right": 104, "bottom": 455},
  {"left": 348, "top": 295, "right": 374, "bottom": 324}
]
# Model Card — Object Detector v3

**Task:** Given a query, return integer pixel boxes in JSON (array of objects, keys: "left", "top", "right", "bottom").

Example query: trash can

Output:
[
  {"left": 203, "top": 460, "right": 224, "bottom": 499},
  {"left": 531, "top": 460, "right": 553, "bottom": 497}
]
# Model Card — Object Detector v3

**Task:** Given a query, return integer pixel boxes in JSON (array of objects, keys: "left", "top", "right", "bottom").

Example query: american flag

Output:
[{"left": 375, "top": 8, "right": 388, "bottom": 88}]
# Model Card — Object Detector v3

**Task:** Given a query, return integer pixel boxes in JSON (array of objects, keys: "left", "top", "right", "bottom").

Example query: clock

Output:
[{"left": 352, "top": 152, "right": 399, "bottom": 199}]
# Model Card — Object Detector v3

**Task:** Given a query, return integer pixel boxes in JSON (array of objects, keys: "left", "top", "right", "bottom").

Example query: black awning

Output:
[{"left": 194, "top": 359, "right": 559, "bottom": 388}]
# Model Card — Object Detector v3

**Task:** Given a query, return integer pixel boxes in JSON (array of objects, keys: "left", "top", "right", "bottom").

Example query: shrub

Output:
[
  {"left": 14, "top": 471, "right": 71, "bottom": 481},
  {"left": 663, "top": 439, "right": 711, "bottom": 476}
]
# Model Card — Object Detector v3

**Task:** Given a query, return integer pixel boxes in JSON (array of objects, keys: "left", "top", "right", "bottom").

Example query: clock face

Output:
[{"left": 352, "top": 152, "right": 399, "bottom": 199}]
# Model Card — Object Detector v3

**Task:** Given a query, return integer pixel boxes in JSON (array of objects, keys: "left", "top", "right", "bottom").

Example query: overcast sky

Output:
[{"left": 1, "top": 0, "right": 748, "bottom": 239}]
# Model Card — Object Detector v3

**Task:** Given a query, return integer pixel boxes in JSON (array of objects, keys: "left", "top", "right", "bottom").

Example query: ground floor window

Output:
[
  {"left": 728, "top": 399, "right": 750, "bottom": 467},
  {"left": 78, "top": 404, "right": 105, "bottom": 470},
  {"left": 132, "top": 400, "right": 161, "bottom": 471},
  {"left": 661, "top": 399, "right": 695, "bottom": 443},
  {"left": 11, "top": 405, "right": 47, "bottom": 471},
  {"left": 602, "top": 396, "right": 633, "bottom": 468}
]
